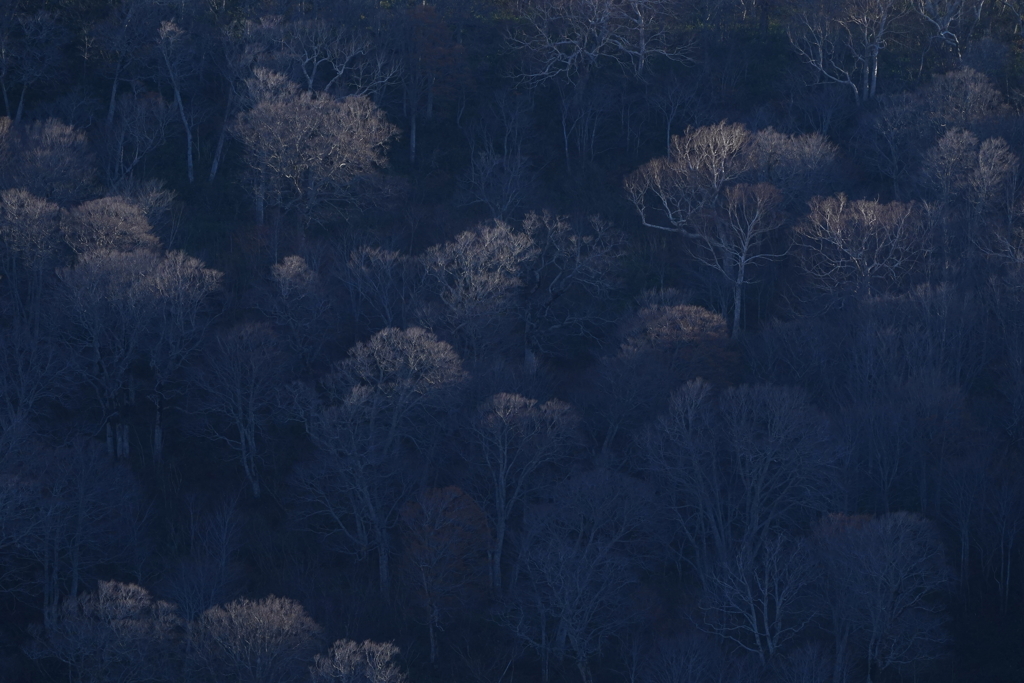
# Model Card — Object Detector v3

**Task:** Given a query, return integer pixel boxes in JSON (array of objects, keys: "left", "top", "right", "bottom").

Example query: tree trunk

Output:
[
  {"left": 377, "top": 526, "right": 391, "bottom": 600},
  {"left": 208, "top": 94, "right": 233, "bottom": 183},
  {"left": 42, "top": 541, "right": 57, "bottom": 629},
  {"left": 106, "top": 421, "right": 116, "bottom": 460},
  {"left": 242, "top": 432, "right": 260, "bottom": 497},
  {"left": 868, "top": 45, "right": 880, "bottom": 100},
  {"left": 865, "top": 636, "right": 876, "bottom": 683},
  {"left": 410, "top": 108, "right": 418, "bottom": 166},
  {"left": 561, "top": 104, "right": 572, "bottom": 170},
  {"left": 576, "top": 655, "right": 592, "bottom": 683},
  {"left": 426, "top": 75, "right": 435, "bottom": 119},
  {"left": 958, "top": 522, "right": 970, "bottom": 595},
  {"left": 171, "top": 85, "right": 194, "bottom": 183},
  {"left": 832, "top": 624, "right": 849, "bottom": 683},
  {"left": 541, "top": 614, "right": 550, "bottom": 683},
  {"left": 106, "top": 66, "right": 121, "bottom": 126},
  {"left": 117, "top": 422, "right": 130, "bottom": 460},
  {"left": 14, "top": 82, "right": 26, "bottom": 124},
  {"left": 493, "top": 516, "right": 506, "bottom": 591},
  {"left": 0, "top": 78, "right": 10, "bottom": 118},
  {"left": 731, "top": 279, "right": 743, "bottom": 339},
  {"left": 428, "top": 606, "right": 438, "bottom": 663},
  {"left": 153, "top": 398, "right": 163, "bottom": 462},
  {"left": 255, "top": 176, "right": 266, "bottom": 226}
]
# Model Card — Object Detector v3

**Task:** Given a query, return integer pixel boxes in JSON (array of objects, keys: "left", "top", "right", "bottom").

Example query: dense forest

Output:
[{"left": 3, "top": 0, "right": 1024, "bottom": 681}]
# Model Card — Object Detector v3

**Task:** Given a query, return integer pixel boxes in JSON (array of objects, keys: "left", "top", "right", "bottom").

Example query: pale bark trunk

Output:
[
  {"left": 493, "top": 516, "right": 506, "bottom": 591},
  {"left": 171, "top": 85, "right": 194, "bottom": 183},
  {"left": 106, "top": 421, "right": 116, "bottom": 460},
  {"left": 153, "top": 398, "right": 163, "bottom": 462},
  {"left": 428, "top": 605, "right": 438, "bottom": 662},
  {"left": 208, "top": 94, "right": 233, "bottom": 183},
  {"left": 106, "top": 66, "right": 121, "bottom": 126},
  {"left": 410, "top": 108, "right": 418, "bottom": 165},
  {"left": 14, "top": 82, "right": 26, "bottom": 124},
  {"left": 0, "top": 78, "right": 10, "bottom": 118},
  {"left": 377, "top": 526, "right": 391, "bottom": 600},
  {"left": 731, "top": 278, "right": 743, "bottom": 339}
]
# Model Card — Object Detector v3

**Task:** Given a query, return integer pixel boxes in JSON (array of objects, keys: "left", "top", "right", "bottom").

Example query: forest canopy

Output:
[{"left": 2, "top": 0, "right": 1024, "bottom": 682}]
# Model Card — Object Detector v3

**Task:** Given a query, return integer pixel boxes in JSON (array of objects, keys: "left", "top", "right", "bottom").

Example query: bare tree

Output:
[
  {"left": 188, "top": 596, "right": 321, "bottom": 683},
  {"left": 3, "top": 119, "right": 96, "bottom": 204},
  {"left": 57, "top": 249, "right": 163, "bottom": 459},
  {"left": 12, "top": 440, "right": 144, "bottom": 625},
  {"left": 339, "top": 246, "right": 420, "bottom": 334},
  {"left": 507, "top": 0, "right": 688, "bottom": 167},
  {"left": 858, "top": 66, "right": 1008, "bottom": 195},
  {"left": 640, "top": 633, "right": 741, "bottom": 683},
  {"left": 289, "top": 387, "right": 418, "bottom": 603},
  {"left": 920, "top": 66, "right": 1008, "bottom": 131},
  {"left": 508, "top": 0, "right": 689, "bottom": 85},
  {"left": 583, "top": 296, "right": 734, "bottom": 462},
  {"left": 0, "top": 189, "right": 62, "bottom": 317},
  {"left": 627, "top": 127, "right": 784, "bottom": 337},
  {"left": 161, "top": 495, "right": 245, "bottom": 620},
  {"left": 856, "top": 92, "right": 928, "bottom": 191},
  {"left": 231, "top": 69, "right": 397, "bottom": 229},
  {"left": 998, "top": 0, "right": 1024, "bottom": 33},
  {"left": 100, "top": 91, "right": 175, "bottom": 185},
  {"left": 0, "top": 321, "right": 69, "bottom": 461},
  {"left": 648, "top": 71, "right": 715, "bottom": 156},
  {"left": 459, "top": 88, "right": 537, "bottom": 220},
  {"left": 422, "top": 222, "right": 535, "bottom": 361},
  {"left": 699, "top": 535, "right": 817, "bottom": 664},
  {"left": 91, "top": 0, "right": 161, "bottom": 127},
  {"left": 0, "top": 468, "right": 39, "bottom": 598},
  {"left": 459, "top": 144, "right": 537, "bottom": 221},
  {"left": 192, "top": 323, "right": 282, "bottom": 497},
  {"left": 206, "top": 18, "right": 267, "bottom": 184},
  {"left": 627, "top": 123, "right": 815, "bottom": 268},
  {"left": 62, "top": 196, "right": 161, "bottom": 255},
  {"left": 796, "top": 194, "right": 925, "bottom": 302},
  {"left": 502, "top": 470, "right": 652, "bottom": 683},
  {"left": 519, "top": 212, "right": 624, "bottom": 358},
  {"left": 813, "top": 512, "right": 950, "bottom": 683},
  {"left": 147, "top": 251, "right": 221, "bottom": 461},
  {"left": 715, "top": 184, "right": 786, "bottom": 336},
  {"left": 1, "top": 12, "right": 67, "bottom": 123},
  {"left": 392, "top": 4, "right": 465, "bottom": 166},
  {"left": 640, "top": 381, "right": 837, "bottom": 573},
  {"left": 263, "top": 255, "right": 331, "bottom": 368},
  {"left": 980, "top": 468, "right": 1024, "bottom": 613},
  {"left": 772, "top": 642, "right": 836, "bottom": 683},
  {"left": 918, "top": 129, "right": 1019, "bottom": 273},
  {"left": 919, "top": 128, "right": 981, "bottom": 206},
  {"left": 969, "top": 136, "right": 1019, "bottom": 230},
  {"left": 278, "top": 18, "right": 389, "bottom": 96},
  {"left": 626, "top": 121, "right": 754, "bottom": 233},
  {"left": 467, "top": 393, "right": 578, "bottom": 591},
  {"left": 912, "top": 0, "right": 986, "bottom": 62},
  {"left": 157, "top": 20, "right": 201, "bottom": 183},
  {"left": 940, "top": 453, "right": 987, "bottom": 595},
  {"left": 311, "top": 639, "right": 406, "bottom": 683},
  {"left": 749, "top": 127, "right": 839, "bottom": 209},
  {"left": 788, "top": 0, "right": 912, "bottom": 104},
  {"left": 399, "top": 486, "right": 490, "bottom": 662},
  {"left": 290, "top": 327, "right": 466, "bottom": 599}
]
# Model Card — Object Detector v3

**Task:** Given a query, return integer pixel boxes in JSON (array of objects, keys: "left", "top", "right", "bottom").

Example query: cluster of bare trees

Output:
[{"left": 28, "top": 582, "right": 405, "bottom": 683}]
